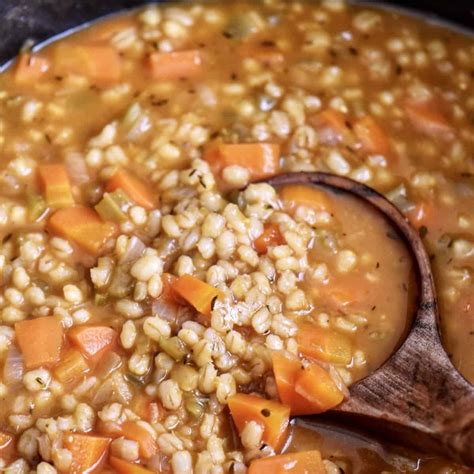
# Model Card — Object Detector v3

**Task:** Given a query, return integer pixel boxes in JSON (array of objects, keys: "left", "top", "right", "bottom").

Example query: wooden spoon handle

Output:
[
  {"left": 339, "top": 314, "right": 474, "bottom": 466},
  {"left": 265, "top": 172, "right": 474, "bottom": 467},
  {"left": 440, "top": 376, "right": 474, "bottom": 466}
]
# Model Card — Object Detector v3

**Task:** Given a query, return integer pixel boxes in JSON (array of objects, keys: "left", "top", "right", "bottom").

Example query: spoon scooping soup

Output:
[{"left": 264, "top": 172, "right": 474, "bottom": 468}]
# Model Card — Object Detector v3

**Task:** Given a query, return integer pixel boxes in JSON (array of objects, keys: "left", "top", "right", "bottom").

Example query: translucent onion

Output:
[
  {"left": 119, "top": 236, "right": 146, "bottom": 265},
  {"left": 94, "top": 351, "right": 122, "bottom": 379},
  {"left": 152, "top": 299, "right": 180, "bottom": 323},
  {"left": 197, "top": 85, "right": 217, "bottom": 108},
  {"left": 155, "top": 238, "right": 179, "bottom": 269},
  {"left": 148, "top": 453, "right": 167, "bottom": 473},
  {"left": 65, "top": 152, "right": 90, "bottom": 185},
  {"left": 126, "top": 109, "right": 152, "bottom": 142},
  {"left": 93, "top": 371, "right": 132, "bottom": 406},
  {"left": 385, "top": 184, "right": 416, "bottom": 214},
  {"left": 455, "top": 181, "right": 474, "bottom": 198},
  {"left": 317, "top": 126, "right": 342, "bottom": 146},
  {"left": 3, "top": 344, "right": 24, "bottom": 385},
  {"left": 328, "top": 365, "right": 350, "bottom": 399},
  {"left": 92, "top": 378, "right": 114, "bottom": 406}
]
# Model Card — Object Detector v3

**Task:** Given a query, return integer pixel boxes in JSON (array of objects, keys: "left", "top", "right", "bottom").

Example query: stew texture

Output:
[{"left": 0, "top": 1, "right": 472, "bottom": 473}]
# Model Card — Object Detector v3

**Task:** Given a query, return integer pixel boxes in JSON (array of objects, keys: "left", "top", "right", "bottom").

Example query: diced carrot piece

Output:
[
  {"left": 47, "top": 206, "right": 118, "bottom": 256},
  {"left": 54, "top": 44, "right": 121, "bottom": 83},
  {"left": 237, "top": 43, "right": 284, "bottom": 65},
  {"left": 272, "top": 351, "right": 344, "bottom": 414},
  {"left": 15, "top": 317, "right": 63, "bottom": 370},
  {"left": 122, "top": 421, "right": 157, "bottom": 459},
  {"left": 0, "top": 431, "right": 14, "bottom": 459},
  {"left": 272, "top": 351, "right": 301, "bottom": 405},
  {"left": 296, "top": 323, "right": 352, "bottom": 365},
  {"left": 131, "top": 395, "right": 163, "bottom": 423},
  {"left": 106, "top": 169, "right": 156, "bottom": 210},
  {"left": 160, "top": 273, "right": 186, "bottom": 305},
  {"left": 280, "top": 184, "right": 331, "bottom": 213},
  {"left": 14, "top": 53, "right": 50, "bottom": 83},
  {"left": 146, "top": 50, "right": 203, "bottom": 81},
  {"left": 295, "top": 363, "right": 344, "bottom": 411},
  {"left": 407, "top": 201, "right": 436, "bottom": 229},
  {"left": 309, "top": 109, "right": 351, "bottom": 145},
  {"left": 68, "top": 326, "right": 118, "bottom": 364},
  {"left": 353, "top": 115, "right": 391, "bottom": 157},
  {"left": 82, "top": 45, "right": 122, "bottom": 82},
  {"left": 403, "top": 98, "right": 454, "bottom": 141},
  {"left": 109, "top": 456, "right": 154, "bottom": 474},
  {"left": 37, "top": 164, "right": 74, "bottom": 208},
  {"left": 254, "top": 223, "right": 286, "bottom": 255},
  {"left": 272, "top": 352, "right": 322, "bottom": 416},
  {"left": 228, "top": 393, "right": 290, "bottom": 451},
  {"left": 161, "top": 272, "right": 178, "bottom": 295},
  {"left": 130, "top": 394, "right": 153, "bottom": 420},
  {"left": 173, "top": 274, "right": 223, "bottom": 317},
  {"left": 248, "top": 450, "right": 326, "bottom": 474},
  {"left": 63, "top": 433, "right": 111, "bottom": 474},
  {"left": 54, "top": 348, "right": 90, "bottom": 385},
  {"left": 204, "top": 143, "right": 281, "bottom": 181},
  {"left": 96, "top": 419, "right": 124, "bottom": 439}
]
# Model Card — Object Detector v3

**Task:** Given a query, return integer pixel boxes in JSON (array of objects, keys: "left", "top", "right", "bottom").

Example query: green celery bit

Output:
[
  {"left": 124, "top": 373, "right": 146, "bottom": 387},
  {"left": 94, "top": 293, "right": 108, "bottom": 306},
  {"left": 159, "top": 336, "right": 188, "bottom": 362},
  {"left": 225, "top": 12, "right": 262, "bottom": 39},
  {"left": 27, "top": 193, "right": 47, "bottom": 221},
  {"left": 95, "top": 189, "right": 131, "bottom": 223},
  {"left": 108, "top": 266, "right": 133, "bottom": 298},
  {"left": 184, "top": 394, "right": 206, "bottom": 419}
]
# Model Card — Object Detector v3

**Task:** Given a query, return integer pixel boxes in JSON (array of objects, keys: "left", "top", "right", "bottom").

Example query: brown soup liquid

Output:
[{"left": 279, "top": 184, "right": 416, "bottom": 383}]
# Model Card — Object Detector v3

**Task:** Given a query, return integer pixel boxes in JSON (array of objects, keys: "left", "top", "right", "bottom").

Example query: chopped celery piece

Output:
[
  {"left": 159, "top": 336, "right": 188, "bottom": 362},
  {"left": 225, "top": 12, "right": 264, "bottom": 39},
  {"left": 95, "top": 189, "right": 131, "bottom": 223},
  {"left": 227, "top": 190, "right": 240, "bottom": 205},
  {"left": 184, "top": 393, "right": 206, "bottom": 419},
  {"left": 124, "top": 373, "right": 146, "bottom": 387},
  {"left": 108, "top": 265, "right": 133, "bottom": 298},
  {"left": 94, "top": 293, "right": 107, "bottom": 306},
  {"left": 27, "top": 193, "right": 47, "bottom": 221}
]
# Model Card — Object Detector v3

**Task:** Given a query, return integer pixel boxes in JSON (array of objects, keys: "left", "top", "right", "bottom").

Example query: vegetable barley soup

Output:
[{"left": 0, "top": 0, "right": 472, "bottom": 473}]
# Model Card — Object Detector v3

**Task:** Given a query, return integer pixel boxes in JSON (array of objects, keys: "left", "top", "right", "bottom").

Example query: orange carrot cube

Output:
[
  {"left": 15, "top": 317, "right": 63, "bottom": 369},
  {"left": 228, "top": 393, "right": 290, "bottom": 451},
  {"left": 146, "top": 50, "right": 203, "bottom": 81}
]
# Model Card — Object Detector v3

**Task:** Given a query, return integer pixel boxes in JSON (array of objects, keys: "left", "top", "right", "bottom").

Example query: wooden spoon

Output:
[{"left": 266, "top": 172, "right": 474, "bottom": 467}]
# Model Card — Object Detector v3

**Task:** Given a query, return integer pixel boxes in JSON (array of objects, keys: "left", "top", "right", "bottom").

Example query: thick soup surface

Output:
[{"left": 0, "top": 1, "right": 472, "bottom": 473}]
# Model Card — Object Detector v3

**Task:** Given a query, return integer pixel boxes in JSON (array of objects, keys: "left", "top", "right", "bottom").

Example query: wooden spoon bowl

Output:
[{"left": 266, "top": 172, "right": 474, "bottom": 467}]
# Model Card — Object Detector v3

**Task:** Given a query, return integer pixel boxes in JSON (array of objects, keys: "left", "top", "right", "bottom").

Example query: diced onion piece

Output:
[{"left": 3, "top": 344, "right": 24, "bottom": 385}]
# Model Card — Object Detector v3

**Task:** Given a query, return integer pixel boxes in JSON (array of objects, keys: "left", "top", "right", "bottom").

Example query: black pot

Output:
[{"left": 0, "top": 0, "right": 473, "bottom": 66}]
